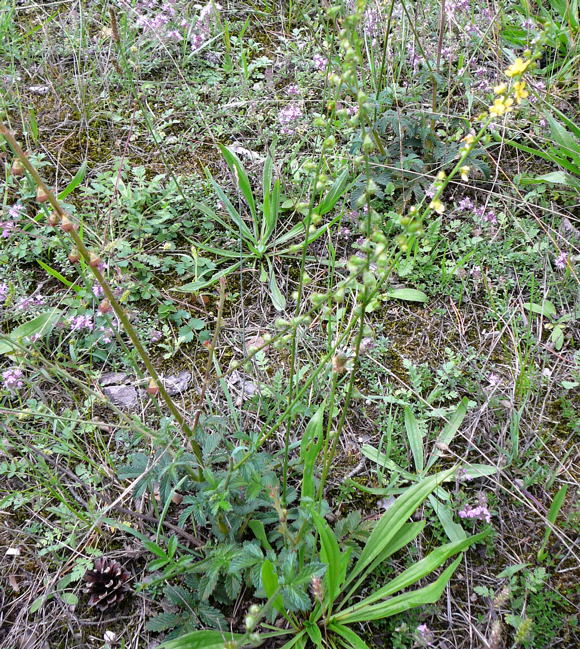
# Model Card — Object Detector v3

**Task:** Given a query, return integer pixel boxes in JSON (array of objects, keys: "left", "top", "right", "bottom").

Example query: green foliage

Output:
[{"left": 177, "top": 146, "right": 350, "bottom": 309}]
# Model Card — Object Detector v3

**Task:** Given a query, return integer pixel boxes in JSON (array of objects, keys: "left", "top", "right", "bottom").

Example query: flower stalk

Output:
[{"left": 0, "top": 122, "right": 205, "bottom": 470}]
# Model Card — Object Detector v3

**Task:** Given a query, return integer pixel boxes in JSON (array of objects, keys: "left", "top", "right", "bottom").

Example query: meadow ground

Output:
[{"left": 0, "top": 2, "right": 578, "bottom": 649}]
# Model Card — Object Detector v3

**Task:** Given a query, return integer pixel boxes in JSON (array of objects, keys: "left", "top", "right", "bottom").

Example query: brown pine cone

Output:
[{"left": 83, "top": 558, "right": 131, "bottom": 612}]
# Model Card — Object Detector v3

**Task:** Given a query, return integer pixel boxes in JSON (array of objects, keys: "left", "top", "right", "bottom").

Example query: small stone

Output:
[
  {"left": 102, "top": 384, "right": 139, "bottom": 409},
  {"left": 163, "top": 370, "right": 192, "bottom": 395},
  {"left": 99, "top": 372, "right": 129, "bottom": 386}
]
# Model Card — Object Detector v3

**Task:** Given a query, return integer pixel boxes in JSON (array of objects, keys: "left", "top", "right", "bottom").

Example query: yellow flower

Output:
[
  {"left": 462, "top": 133, "right": 475, "bottom": 145},
  {"left": 494, "top": 83, "right": 507, "bottom": 95},
  {"left": 513, "top": 80, "right": 529, "bottom": 104},
  {"left": 505, "top": 57, "right": 531, "bottom": 78},
  {"left": 460, "top": 166, "right": 470, "bottom": 181},
  {"left": 429, "top": 198, "right": 445, "bottom": 214},
  {"left": 489, "top": 96, "right": 514, "bottom": 117},
  {"left": 436, "top": 170, "right": 446, "bottom": 180}
]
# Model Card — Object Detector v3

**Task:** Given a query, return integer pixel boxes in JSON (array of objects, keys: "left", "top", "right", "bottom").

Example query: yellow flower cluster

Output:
[
  {"left": 487, "top": 57, "right": 532, "bottom": 118},
  {"left": 513, "top": 81, "right": 529, "bottom": 103},
  {"left": 505, "top": 57, "right": 531, "bottom": 78},
  {"left": 489, "top": 95, "right": 514, "bottom": 117}
]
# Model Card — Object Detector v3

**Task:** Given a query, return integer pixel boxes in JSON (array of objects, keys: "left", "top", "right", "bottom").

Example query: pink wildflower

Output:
[
  {"left": 555, "top": 252, "right": 568, "bottom": 270},
  {"left": 312, "top": 53, "right": 328, "bottom": 71},
  {"left": 459, "top": 503, "right": 492, "bottom": 523},
  {"left": 3, "top": 367, "right": 24, "bottom": 391}
]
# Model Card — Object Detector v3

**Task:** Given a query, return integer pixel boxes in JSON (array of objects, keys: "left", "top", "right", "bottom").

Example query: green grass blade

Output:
[
  {"left": 37, "top": 260, "right": 82, "bottom": 292},
  {"left": 57, "top": 161, "right": 87, "bottom": 200}
]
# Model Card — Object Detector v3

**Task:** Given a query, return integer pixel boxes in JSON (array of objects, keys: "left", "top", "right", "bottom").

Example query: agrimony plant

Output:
[{"left": 160, "top": 468, "right": 489, "bottom": 649}]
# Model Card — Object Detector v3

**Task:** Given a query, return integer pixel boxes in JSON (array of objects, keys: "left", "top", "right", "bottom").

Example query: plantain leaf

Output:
[{"left": 385, "top": 288, "right": 428, "bottom": 303}]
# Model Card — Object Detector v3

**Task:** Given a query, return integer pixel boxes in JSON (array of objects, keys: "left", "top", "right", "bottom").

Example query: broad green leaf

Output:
[
  {"left": 340, "top": 522, "right": 426, "bottom": 606},
  {"left": 311, "top": 509, "right": 343, "bottom": 605},
  {"left": 218, "top": 144, "right": 257, "bottom": 223},
  {"left": 159, "top": 630, "right": 243, "bottom": 649},
  {"left": 461, "top": 464, "right": 499, "bottom": 479},
  {"left": 58, "top": 161, "right": 87, "bottom": 200},
  {"left": 208, "top": 172, "right": 255, "bottom": 243},
  {"left": 531, "top": 171, "right": 580, "bottom": 190},
  {"left": 345, "top": 469, "right": 456, "bottom": 587},
  {"left": 551, "top": 325, "right": 565, "bottom": 350},
  {"left": 30, "top": 594, "right": 50, "bottom": 613},
  {"left": 545, "top": 113, "right": 580, "bottom": 158},
  {"left": 336, "top": 555, "right": 462, "bottom": 623},
  {"left": 60, "top": 592, "right": 78, "bottom": 606},
  {"left": 404, "top": 407, "right": 424, "bottom": 473},
  {"left": 342, "top": 531, "right": 486, "bottom": 615},
  {"left": 304, "top": 621, "right": 323, "bottom": 647},
  {"left": 249, "top": 519, "right": 273, "bottom": 551},
  {"left": 426, "top": 398, "right": 468, "bottom": 470},
  {"left": 523, "top": 301, "right": 557, "bottom": 318},
  {"left": 385, "top": 288, "right": 429, "bottom": 303},
  {"left": 300, "top": 406, "right": 325, "bottom": 502},
  {"left": 328, "top": 623, "right": 372, "bottom": 649},
  {"left": 0, "top": 309, "right": 62, "bottom": 355},
  {"left": 261, "top": 559, "right": 284, "bottom": 614}
]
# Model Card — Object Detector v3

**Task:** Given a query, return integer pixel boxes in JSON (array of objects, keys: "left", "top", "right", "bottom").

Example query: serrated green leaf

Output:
[{"left": 146, "top": 612, "right": 183, "bottom": 632}]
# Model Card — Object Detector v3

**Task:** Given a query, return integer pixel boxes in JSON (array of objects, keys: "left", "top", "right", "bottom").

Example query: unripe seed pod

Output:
[
  {"left": 60, "top": 214, "right": 75, "bottom": 232},
  {"left": 68, "top": 247, "right": 80, "bottom": 263},
  {"left": 98, "top": 298, "right": 112, "bottom": 314},
  {"left": 89, "top": 253, "right": 101, "bottom": 268},
  {"left": 36, "top": 187, "right": 49, "bottom": 203},
  {"left": 47, "top": 213, "right": 60, "bottom": 227},
  {"left": 146, "top": 378, "right": 159, "bottom": 395},
  {"left": 11, "top": 159, "right": 25, "bottom": 177}
]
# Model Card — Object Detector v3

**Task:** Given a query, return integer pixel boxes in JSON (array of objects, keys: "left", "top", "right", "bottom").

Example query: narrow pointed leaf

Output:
[
  {"left": 336, "top": 555, "right": 463, "bottom": 623},
  {"left": 345, "top": 469, "right": 456, "bottom": 587},
  {"left": 404, "top": 407, "right": 424, "bottom": 473},
  {"left": 426, "top": 398, "right": 468, "bottom": 470},
  {"left": 218, "top": 144, "right": 257, "bottom": 222},
  {"left": 328, "top": 623, "right": 372, "bottom": 649}
]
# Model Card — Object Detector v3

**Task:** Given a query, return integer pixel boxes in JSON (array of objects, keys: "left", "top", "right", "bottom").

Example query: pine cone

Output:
[{"left": 83, "top": 558, "right": 131, "bottom": 611}]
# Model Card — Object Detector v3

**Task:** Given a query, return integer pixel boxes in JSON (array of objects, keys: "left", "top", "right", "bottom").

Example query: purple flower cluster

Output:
[
  {"left": 129, "top": 0, "right": 221, "bottom": 49},
  {"left": 0, "top": 282, "right": 8, "bottom": 303},
  {"left": 555, "top": 252, "right": 568, "bottom": 270},
  {"left": 0, "top": 203, "right": 25, "bottom": 238},
  {"left": 278, "top": 102, "right": 303, "bottom": 135},
  {"left": 70, "top": 314, "right": 94, "bottom": 331},
  {"left": 2, "top": 367, "right": 24, "bottom": 391},
  {"left": 16, "top": 294, "right": 45, "bottom": 311},
  {"left": 312, "top": 54, "right": 328, "bottom": 71},
  {"left": 459, "top": 503, "right": 492, "bottom": 523}
]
